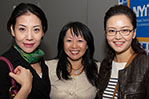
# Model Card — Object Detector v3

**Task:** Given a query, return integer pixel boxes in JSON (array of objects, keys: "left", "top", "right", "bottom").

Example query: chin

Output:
[
  {"left": 70, "top": 58, "right": 78, "bottom": 61},
  {"left": 23, "top": 49, "right": 35, "bottom": 53},
  {"left": 115, "top": 49, "right": 127, "bottom": 54},
  {"left": 68, "top": 57, "right": 82, "bottom": 61}
]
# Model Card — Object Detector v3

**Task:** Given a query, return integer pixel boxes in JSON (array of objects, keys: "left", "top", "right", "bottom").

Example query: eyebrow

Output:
[
  {"left": 18, "top": 24, "right": 26, "bottom": 27},
  {"left": 18, "top": 24, "right": 41, "bottom": 28},
  {"left": 107, "top": 26, "right": 131, "bottom": 29},
  {"left": 33, "top": 25, "right": 41, "bottom": 28}
]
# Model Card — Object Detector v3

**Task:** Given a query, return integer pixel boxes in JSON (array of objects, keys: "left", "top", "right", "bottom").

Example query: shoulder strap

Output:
[
  {"left": 0, "top": 56, "right": 18, "bottom": 97},
  {"left": 112, "top": 53, "right": 137, "bottom": 99},
  {"left": 0, "top": 56, "right": 14, "bottom": 72}
]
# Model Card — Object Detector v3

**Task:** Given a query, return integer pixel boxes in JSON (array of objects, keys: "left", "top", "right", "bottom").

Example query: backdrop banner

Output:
[{"left": 118, "top": 0, "right": 149, "bottom": 55}]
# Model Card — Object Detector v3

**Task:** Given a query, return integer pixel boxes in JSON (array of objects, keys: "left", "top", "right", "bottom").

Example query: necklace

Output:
[{"left": 72, "top": 64, "right": 83, "bottom": 74}]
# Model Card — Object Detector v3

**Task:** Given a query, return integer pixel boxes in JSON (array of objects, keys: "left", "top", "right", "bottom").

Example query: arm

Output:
[{"left": 9, "top": 66, "right": 33, "bottom": 99}]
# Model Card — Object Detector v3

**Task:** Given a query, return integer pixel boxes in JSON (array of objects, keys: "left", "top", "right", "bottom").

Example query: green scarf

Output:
[{"left": 14, "top": 44, "right": 44, "bottom": 64}]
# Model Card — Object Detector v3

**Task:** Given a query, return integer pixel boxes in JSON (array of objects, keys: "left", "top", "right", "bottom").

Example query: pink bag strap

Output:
[{"left": 0, "top": 56, "right": 18, "bottom": 97}]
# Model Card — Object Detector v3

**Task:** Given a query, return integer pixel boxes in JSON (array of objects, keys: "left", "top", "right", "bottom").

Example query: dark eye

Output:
[
  {"left": 66, "top": 39, "right": 72, "bottom": 42},
  {"left": 108, "top": 30, "right": 115, "bottom": 33},
  {"left": 121, "top": 29, "right": 129, "bottom": 34},
  {"left": 107, "top": 30, "right": 116, "bottom": 34},
  {"left": 19, "top": 28, "right": 25, "bottom": 31},
  {"left": 78, "top": 39, "right": 83, "bottom": 42},
  {"left": 34, "top": 28, "right": 40, "bottom": 32}
]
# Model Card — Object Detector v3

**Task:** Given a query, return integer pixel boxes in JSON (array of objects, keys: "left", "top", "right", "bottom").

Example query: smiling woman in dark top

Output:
[
  {"left": 0, "top": 3, "right": 50, "bottom": 99},
  {"left": 97, "top": 5, "right": 149, "bottom": 99}
]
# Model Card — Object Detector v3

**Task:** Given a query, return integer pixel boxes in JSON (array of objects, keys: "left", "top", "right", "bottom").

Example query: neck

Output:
[
  {"left": 67, "top": 58, "right": 83, "bottom": 76},
  {"left": 114, "top": 48, "right": 134, "bottom": 62},
  {"left": 67, "top": 58, "right": 82, "bottom": 69}
]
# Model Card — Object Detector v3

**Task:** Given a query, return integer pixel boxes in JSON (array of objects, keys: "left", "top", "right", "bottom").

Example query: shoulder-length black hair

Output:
[
  {"left": 56, "top": 21, "right": 98, "bottom": 86},
  {"left": 7, "top": 2, "right": 48, "bottom": 33}
]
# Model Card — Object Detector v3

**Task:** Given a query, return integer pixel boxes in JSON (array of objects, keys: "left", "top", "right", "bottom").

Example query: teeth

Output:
[
  {"left": 115, "top": 42, "right": 123, "bottom": 44},
  {"left": 71, "top": 51, "right": 79, "bottom": 54}
]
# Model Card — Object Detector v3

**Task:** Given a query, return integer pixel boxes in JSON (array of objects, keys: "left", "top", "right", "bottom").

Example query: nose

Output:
[
  {"left": 115, "top": 31, "right": 123, "bottom": 39},
  {"left": 26, "top": 30, "right": 33, "bottom": 41},
  {"left": 71, "top": 40, "right": 77, "bottom": 48}
]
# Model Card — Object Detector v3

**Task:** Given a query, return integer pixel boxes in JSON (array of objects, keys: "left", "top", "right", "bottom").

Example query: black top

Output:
[{"left": 0, "top": 46, "right": 50, "bottom": 99}]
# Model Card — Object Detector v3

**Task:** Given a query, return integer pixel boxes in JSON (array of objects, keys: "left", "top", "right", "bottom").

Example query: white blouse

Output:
[
  {"left": 103, "top": 61, "right": 126, "bottom": 99},
  {"left": 45, "top": 59, "right": 100, "bottom": 99}
]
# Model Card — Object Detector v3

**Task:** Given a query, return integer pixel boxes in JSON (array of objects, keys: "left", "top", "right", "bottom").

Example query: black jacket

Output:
[
  {"left": 97, "top": 53, "right": 149, "bottom": 99},
  {"left": 0, "top": 47, "right": 50, "bottom": 99}
]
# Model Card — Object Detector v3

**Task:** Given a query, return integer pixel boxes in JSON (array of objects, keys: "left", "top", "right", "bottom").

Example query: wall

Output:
[
  {"left": 88, "top": 0, "right": 117, "bottom": 61},
  {"left": 0, "top": 0, "right": 117, "bottom": 61}
]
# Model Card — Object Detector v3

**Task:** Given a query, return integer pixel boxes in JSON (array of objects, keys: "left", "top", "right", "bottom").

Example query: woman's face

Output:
[
  {"left": 11, "top": 13, "right": 44, "bottom": 53},
  {"left": 106, "top": 14, "right": 136, "bottom": 54},
  {"left": 64, "top": 29, "right": 88, "bottom": 62}
]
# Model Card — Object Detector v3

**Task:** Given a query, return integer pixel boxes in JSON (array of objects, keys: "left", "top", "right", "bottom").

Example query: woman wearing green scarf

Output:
[{"left": 0, "top": 3, "right": 50, "bottom": 99}]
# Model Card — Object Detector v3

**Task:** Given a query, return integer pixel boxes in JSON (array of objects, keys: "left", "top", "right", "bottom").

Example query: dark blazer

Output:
[
  {"left": 0, "top": 46, "right": 50, "bottom": 99},
  {"left": 97, "top": 53, "right": 149, "bottom": 99}
]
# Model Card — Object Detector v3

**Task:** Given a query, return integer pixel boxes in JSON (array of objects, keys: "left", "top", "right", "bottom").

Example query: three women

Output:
[{"left": 1, "top": 2, "right": 149, "bottom": 99}]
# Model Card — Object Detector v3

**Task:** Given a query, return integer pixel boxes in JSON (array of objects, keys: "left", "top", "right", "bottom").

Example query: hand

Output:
[
  {"left": 9, "top": 66, "right": 33, "bottom": 99},
  {"left": 9, "top": 66, "right": 33, "bottom": 89}
]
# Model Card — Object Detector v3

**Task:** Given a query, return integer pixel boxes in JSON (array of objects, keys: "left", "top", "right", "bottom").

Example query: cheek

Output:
[
  {"left": 81, "top": 44, "right": 88, "bottom": 52},
  {"left": 35, "top": 34, "right": 43, "bottom": 41},
  {"left": 64, "top": 42, "right": 69, "bottom": 51},
  {"left": 125, "top": 38, "right": 133, "bottom": 48},
  {"left": 35, "top": 41, "right": 41, "bottom": 47},
  {"left": 125, "top": 35, "right": 134, "bottom": 42},
  {"left": 15, "top": 34, "right": 24, "bottom": 42},
  {"left": 106, "top": 36, "right": 113, "bottom": 44}
]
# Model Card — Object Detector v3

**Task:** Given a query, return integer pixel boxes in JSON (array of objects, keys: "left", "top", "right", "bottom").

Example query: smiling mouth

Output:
[
  {"left": 23, "top": 43, "right": 34, "bottom": 48},
  {"left": 114, "top": 41, "right": 124, "bottom": 46},
  {"left": 70, "top": 50, "right": 80, "bottom": 55}
]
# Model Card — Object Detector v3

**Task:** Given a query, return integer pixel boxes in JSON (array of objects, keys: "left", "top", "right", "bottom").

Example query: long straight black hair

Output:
[{"left": 56, "top": 21, "right": 98, "bottom": 86}]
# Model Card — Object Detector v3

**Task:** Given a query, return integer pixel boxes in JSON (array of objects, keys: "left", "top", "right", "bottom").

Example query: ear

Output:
[
  {"left": 133, "top": 29, "right": 136, "bottom": 39},
  {"left": 10, "top": 25, "right": 15, "bottom": 37},
  {"left": 86, "top": 45, "right": 88, "bottom": 50}
]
